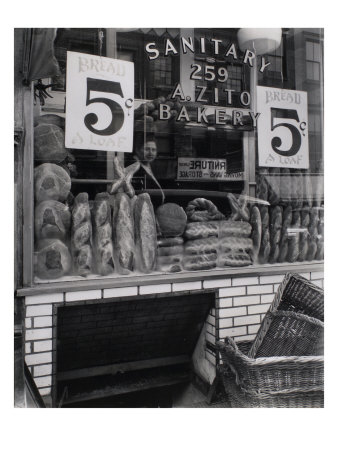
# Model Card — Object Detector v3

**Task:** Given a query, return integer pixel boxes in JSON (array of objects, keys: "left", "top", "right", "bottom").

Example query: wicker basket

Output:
[
  {"left": 217, "top": 337, "right": 324, "bottom": 395},
  {"left": 252, "top": 310, "right": 324, "bottom": 358},
  {"left": 222, "top": 371, "right": 324, "bottom": 408},
  {"left": 267, "top": 272, "right": 324, "bottom": 321}
]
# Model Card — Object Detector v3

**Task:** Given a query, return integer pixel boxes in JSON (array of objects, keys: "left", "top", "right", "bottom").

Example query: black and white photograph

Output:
[{"left": 13, "top": 26, "right": 325, "bottom": 410}]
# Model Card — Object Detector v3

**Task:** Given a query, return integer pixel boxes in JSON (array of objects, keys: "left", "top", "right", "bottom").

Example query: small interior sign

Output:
[{"left": 65, "top": 51, "right": 134, "bottom": 152}]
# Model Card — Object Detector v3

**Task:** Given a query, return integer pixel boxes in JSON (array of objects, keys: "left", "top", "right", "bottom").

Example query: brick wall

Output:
[{"left": 23, "top": 269, "right": 324, "bottom": 401}]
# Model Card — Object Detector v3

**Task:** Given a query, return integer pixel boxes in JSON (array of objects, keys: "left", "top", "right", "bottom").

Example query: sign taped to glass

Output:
[
  {"left": 257, "top": 86, "right": 309, "bottom": 169},
  {"left": 177, "top": 157, "right": 244, "bottom": 181},
  {"left": 65, "top": 51, "right": 134, "bottom": 152}
]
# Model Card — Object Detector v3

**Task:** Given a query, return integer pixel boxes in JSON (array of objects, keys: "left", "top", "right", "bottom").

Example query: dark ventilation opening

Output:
[{"left": 56, "top": 292, "right": 215, "bottom": 407}]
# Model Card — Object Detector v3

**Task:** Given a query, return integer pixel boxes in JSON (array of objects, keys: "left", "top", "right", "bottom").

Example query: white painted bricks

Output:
[
  {"left": 25, "top": 293, "right": 63, "bottom": 305},
  {"left": 34, "top": 364, "right": 53, "bottom": 377},
  {"left": 65, "top": 289, "right": 102, "bottom": 302},
  {"left": 103, "top": 286, "right": 138, "bottom": 298},
  {"left": 34, "top": 375, "right": 52, "bottom": 388},
  {"left": 311, "top": 271, "right": 324, "bottom": 280},
  {"left": 260, "top": 294, "right": 275, "bottom": 304},
  {"left": 219, "top": 286, "right": 246, "bottom": 297},
  {"left": 38, "top": 387, "right": 51, "bottom": 396},
  {"left": 234, "top": 315, "right": 260, "bottom": 326},
  {"left": 219, "top": 318, "right": 233, "bottom": 328},
  {"left": 219, "top": 327, "right": 247, "bottom": 338},
  {"left": 26, "top": 328, "right": 52, "bottom": 341},
  {"left": 247, "top": 284, "right": 273, "bottom": 295},
  {"left": 139, "top": 284, "right": 171, "bottom": 295},
  {"left": 25, "top": 352, "right": 52, "bottom": 366},
  {"left": 172, "top": 281, "right": 202, "bottom": 292},
  {"left": 218, "top": 297, "right": 233, "bottom": 308},
  {"left": 219, "top": 306, "right": 246, "bottom": 318},
  {"left": 259, "top": 274, "right": 285, "bottom": 284},
  {"left": 248, "top": 304, "right": 270, "bottom": 315},
  {"left": 34, "top": 316, "right": 53, "bottom": 328},
  {"left": 203, "top": 278, "right": 231, "bottom": 289},
  {"left": 34, "top": 340, "right": 53, "bottom": 353},
  {"left": 233, "top": 295, "right": 260, "bottom": 306},
  {"left": 232, "top": 276, "right": 259, "bottom": 286},
  {"left": 26, "top": 305, "right": 53, "bottom": 317}
]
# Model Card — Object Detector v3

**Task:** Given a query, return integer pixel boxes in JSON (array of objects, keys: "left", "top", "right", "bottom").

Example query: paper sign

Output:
[
  {"left": 177, "top": 157, "right": 244, "bottom": 181},
  {"left": 257, "top": 86, "right": 309, "bottom": 169},
  {"left": 65, "top": 51, "right": 134, "bottom": 152}
]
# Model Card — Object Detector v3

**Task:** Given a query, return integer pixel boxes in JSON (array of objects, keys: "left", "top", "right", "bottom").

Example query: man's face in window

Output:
[{"left": 139, "top": 141, "right": 157, "bottom": 162}]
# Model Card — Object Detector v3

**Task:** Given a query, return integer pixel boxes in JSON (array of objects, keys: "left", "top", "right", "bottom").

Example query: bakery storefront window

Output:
[{"left": 32, "top": 28, "right": 324, "bottom": 282}]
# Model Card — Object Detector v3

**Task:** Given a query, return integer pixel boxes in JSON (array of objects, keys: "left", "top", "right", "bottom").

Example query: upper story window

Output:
[{"left": 306, "top": 40, "right": 321, "bottom": 81}]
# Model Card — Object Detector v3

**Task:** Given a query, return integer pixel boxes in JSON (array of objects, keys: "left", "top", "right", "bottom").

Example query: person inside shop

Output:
[
  {"left": 127, "top": 131, "right": 165, "bottom": 203},
  {"left": 133, "top": 132, "right": 158, "bottom": 166}
]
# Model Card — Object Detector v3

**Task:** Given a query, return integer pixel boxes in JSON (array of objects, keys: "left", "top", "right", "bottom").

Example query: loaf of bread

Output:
[
  {"left": 35, "top": 163, "right": 71, "bottom": 203},
  {"left": 269, "top": 244, "right": 280, "bottom": 264},
  {"left": 318, "top": 206, "right": 324, "bottom": 237},
  {"left": 158, "top": 245, "right": 184, "bottom": 257},
  {"left": 184, "top": 237, "right": 218, "bottom": 255},
  {"left": 291, "top": 170, "right": 303, "bottom": 209},
  {"left": 303, "top": 171, "right": 313, "bottom": 208},
  {"left": 34, "top": 123, "right": 67, "bottom": 163},
  {"left": 250, "top": 206, "right": 262, "bottom": 262},
  {"left": 71, "top": 193, "right": 93, "bottom": 276},
  {"left": 227, "top": 193, "right": 250, "bottom": 221},
  {"left": 269, "top": 206, "right": 283, "bottom": 246},
  {"left": 307, "top": 207, "right": 319, "bottom": 261},
  {"left": 256, "top": 168, "right": 269, "bottom": 201},
  {"left": 184, "top": 220, "right": 251, "bottom": 240},
  {"left": 186, "top": 198, "right": 225, "bottom": 222},
  {"left": 280, "top": 168, "right": 291, "bottom": 204},
  {"left": 267, "top": 168, "right": 280, "bottom": 206},
  {"left": 155, "top": 203, "right": 187, "bottom": 237},
  {"left": 134, "top": 193, "right": 157, "bottom": 273},
  {"left": 287, "top": 234, "right": 300, "bottom": 263},
  {"left": 157, "top": 237, "right": 184, "bottom": 247},
  {"left": 259, "top": 206, "right": 270, "bottom": 264},
  {"left": 93, "top": 193, "right": 114, "bottom": 276},
  {"left": 35, "top": 238, "right": 72, "bottom": 279},
  {"left": 298, "top": 232, "right": 309, "bottom": 262},
  {"left": 315, "top": 237, "right": 324, "bottom": 260},
  {"left": 35, "top": 200, "right": 71, "bottom": 241},
  {"left": 278, "top": 205, "right": 292, "bottom": 263},
  {"left": 112, "top": 193, "right": 135, "bottom": 274},
  {"left": 183, "top": 253, "right": 217, "bottom": 271}
]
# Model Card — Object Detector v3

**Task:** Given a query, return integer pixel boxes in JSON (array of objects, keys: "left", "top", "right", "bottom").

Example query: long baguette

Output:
[
  {"left": 113, "top": 193, "right": 135, "bottom": 274},
  {"left": 134, "top": 193, "right": 157, "bottom": 273}
]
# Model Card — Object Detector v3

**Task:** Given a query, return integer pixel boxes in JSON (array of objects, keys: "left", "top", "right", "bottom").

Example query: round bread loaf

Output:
[
  {"left": 34, "top": 114, "right": 65, "bottom": 130},
  {"left": 35, "top": 200, "right": 71, "bottom": 241},
  {"left": 156, "top": 203, "right": 187, "bottom": 237},
  {"left": 34, "top": 123, "right": 67, "bottom": 163},
  {"left": 35, "top": 239, "right": 71, "bottom": 279},
  {"left": 35, "top": 163, "right": 71, "bottom": 203}
]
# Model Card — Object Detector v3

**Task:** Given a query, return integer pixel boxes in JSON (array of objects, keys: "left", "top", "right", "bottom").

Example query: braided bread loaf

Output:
[
  {"left": 186, "top": 198, "right": 225, "bottom": 222},
  {"left": 71, "top": 193, "right": 93, "bottom": 276}
]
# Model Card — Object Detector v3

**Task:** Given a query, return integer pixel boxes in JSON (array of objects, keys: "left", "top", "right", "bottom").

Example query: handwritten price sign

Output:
[
  {"left": 65, "top": 51, "right": 134, "bottom": 153},
  {"left": 257, "top": 86, "right": 309, "bottom": 169}
]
